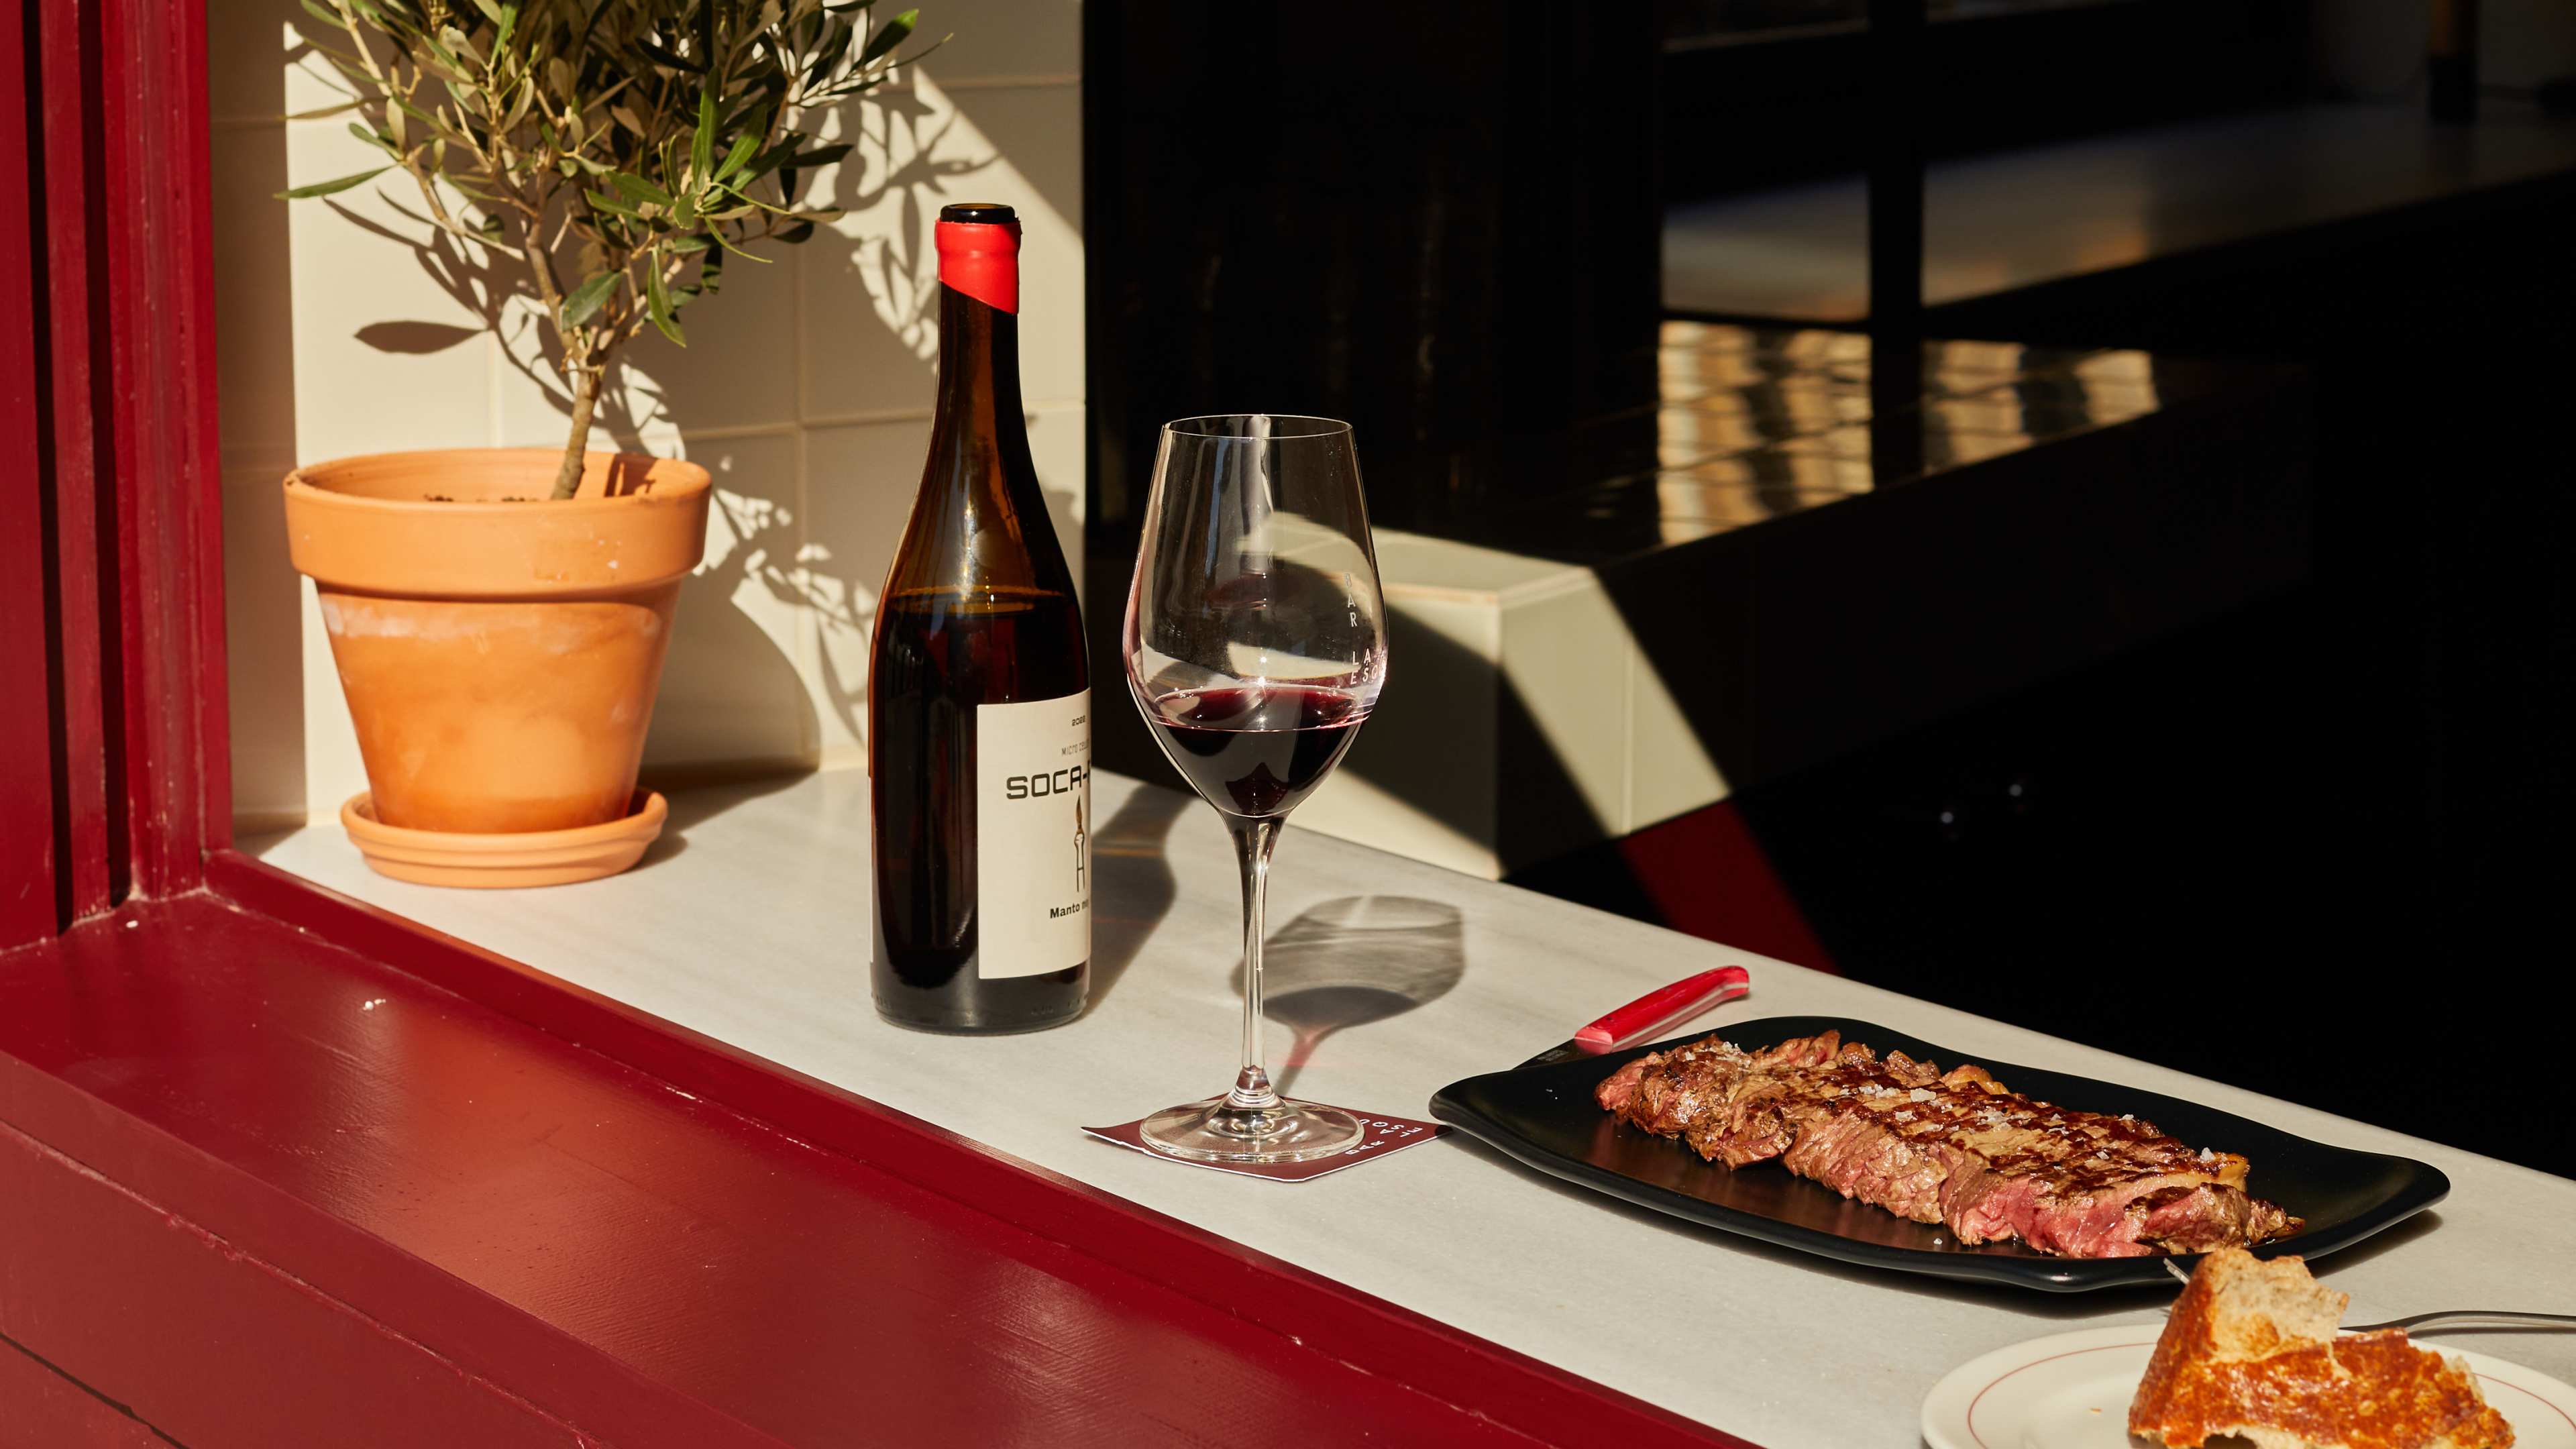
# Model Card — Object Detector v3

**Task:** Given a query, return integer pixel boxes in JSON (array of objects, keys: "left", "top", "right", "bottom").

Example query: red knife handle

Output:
[{"left": 1573, "top": 966, "right": 1752, "bottom": 1052}]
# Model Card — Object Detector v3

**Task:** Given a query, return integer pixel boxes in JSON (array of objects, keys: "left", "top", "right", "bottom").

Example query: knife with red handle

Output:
[{"left": 1516, "top": 966, "right": 1752, "bottom": 1069}]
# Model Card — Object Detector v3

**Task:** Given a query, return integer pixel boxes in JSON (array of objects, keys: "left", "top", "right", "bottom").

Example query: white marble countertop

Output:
[{"left": 249, "top": 769, "right": 2576, "bottom": 1448}]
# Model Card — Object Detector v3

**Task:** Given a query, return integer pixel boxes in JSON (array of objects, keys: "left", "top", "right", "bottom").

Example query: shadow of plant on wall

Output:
[
  {"left": 763, "top": 74, "right": 1014, "bottom": 750},
  {"left": 812, "top": 78, "right": 993, "bottom": 367},
  {"left": 300, "top": 61, "right": 992, "bottom": 431},
  {"left": 288, "top": 11, "right": 1011, "bottom": 766}
]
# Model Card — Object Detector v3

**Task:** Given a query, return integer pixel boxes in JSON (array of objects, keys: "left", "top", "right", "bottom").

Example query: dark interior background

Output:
[
  {"left": 1660, "top": 0, "right": 2314, "bottom": 202},
  {"left": 1084, "top": 0, "right": 2576, "bottom": 1177}
]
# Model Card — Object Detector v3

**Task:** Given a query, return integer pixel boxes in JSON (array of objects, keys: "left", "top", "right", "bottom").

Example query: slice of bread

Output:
[{"left": 2129, "top": 1248, "right": 2514, "bottom": 1449}]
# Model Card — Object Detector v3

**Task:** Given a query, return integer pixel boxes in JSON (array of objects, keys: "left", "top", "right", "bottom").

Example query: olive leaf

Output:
[
  {"left": 858, "top": 7, "right": 914, "bottom": 64},
  {"left": 559, "top": 270, "right": 623, "bottom": 326},
  {"left": 584, "top": 187, "right": 647, "bottom": 219},
  {"left": 276, "top": 166, "right": 392, "bottom": 199},
  {"left": 610, "top": 171, "right": 674, "bottom": 208},
  {"left": 645, "top": 262, "right": 685, "bottom": 346},
  {"left": 690, "top": 85, "right": 716, "bottom": 187}
]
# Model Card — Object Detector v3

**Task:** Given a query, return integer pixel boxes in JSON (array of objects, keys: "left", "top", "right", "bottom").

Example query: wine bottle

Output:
[{"left": 869, "top": 202, "right": 1090, "bottom": 1032}]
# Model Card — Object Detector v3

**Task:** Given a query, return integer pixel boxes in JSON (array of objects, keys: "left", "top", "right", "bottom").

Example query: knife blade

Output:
[{"left": 1515, "top": 965, "right": 1752, "bottom": 1069}]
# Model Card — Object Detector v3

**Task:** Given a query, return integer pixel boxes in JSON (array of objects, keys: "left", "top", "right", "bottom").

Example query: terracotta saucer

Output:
[{"left": 339, "top": 790, "right": 667, "bottom": 888}]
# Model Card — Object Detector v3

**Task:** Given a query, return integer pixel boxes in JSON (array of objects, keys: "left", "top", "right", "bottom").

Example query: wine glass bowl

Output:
[{"left": 1123, "top": 414, "right": 1389, "bottom": 1163}]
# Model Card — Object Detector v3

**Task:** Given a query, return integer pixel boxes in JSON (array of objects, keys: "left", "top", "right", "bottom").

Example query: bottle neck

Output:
[{"left": 934, "top": 284, "right": 1026, "bottom": 434}]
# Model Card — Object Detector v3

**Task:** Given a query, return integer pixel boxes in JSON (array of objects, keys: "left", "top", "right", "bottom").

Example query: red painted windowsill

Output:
[{"left": 0, "top": 859, "right": 1753, "bottom": 1448}]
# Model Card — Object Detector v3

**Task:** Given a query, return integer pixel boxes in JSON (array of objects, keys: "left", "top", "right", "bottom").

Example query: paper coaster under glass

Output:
[{"left": 1084, "top": 1104, "right": 1445, "bottom": 1183}]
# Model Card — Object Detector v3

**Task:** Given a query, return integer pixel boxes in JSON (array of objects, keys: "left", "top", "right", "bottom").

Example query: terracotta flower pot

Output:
[{"left": 283, "top": 449, "right": 712, "bottom": 879}]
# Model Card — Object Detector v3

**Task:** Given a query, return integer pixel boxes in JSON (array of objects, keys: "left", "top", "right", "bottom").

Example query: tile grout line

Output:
[
  {"left": 596, "top": 396, "right": 1083, "bottom": 447},
  {"left": 488, "top": 307, "right": 506, "bottom": 447},
  {"left": 678, "top": 406, "right": 1075, "bottom": 439},
  {"left": 792, "top": 211, "right": 823, "bottom": 769},
  {"left": 794, "top": 213, "right": 817, "bottom": 431},
  {"left": 927, "top": 72, "right": 1080, "bottom": 91}
]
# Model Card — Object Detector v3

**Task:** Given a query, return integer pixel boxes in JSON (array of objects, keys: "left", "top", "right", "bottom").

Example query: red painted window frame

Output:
[
  {"left": 0, "top": 2, "right": 1758, "bottom": 1443},
  {"left": 3, "top": 0, "right": 227, "bottom": 947}
]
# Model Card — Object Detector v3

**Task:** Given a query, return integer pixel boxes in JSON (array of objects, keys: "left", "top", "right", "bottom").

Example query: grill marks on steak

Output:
[{"left": 1593, "top": 1031, "right": 2300, "bottom": 1258}]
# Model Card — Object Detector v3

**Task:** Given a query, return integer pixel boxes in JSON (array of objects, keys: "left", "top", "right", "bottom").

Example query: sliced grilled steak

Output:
[{"left": 1593, "top": 1031, "right": 2298, "bottom": 1258}]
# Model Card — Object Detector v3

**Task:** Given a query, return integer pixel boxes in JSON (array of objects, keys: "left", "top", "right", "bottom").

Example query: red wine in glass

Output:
[{"left": 1143, "top": 684, "right": 1368, "bottom": 818}]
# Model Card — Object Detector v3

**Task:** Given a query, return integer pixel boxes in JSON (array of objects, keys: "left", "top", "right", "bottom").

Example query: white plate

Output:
[{"left": 1922, "top": 1324, "right": 2576, "bottom": 1449}]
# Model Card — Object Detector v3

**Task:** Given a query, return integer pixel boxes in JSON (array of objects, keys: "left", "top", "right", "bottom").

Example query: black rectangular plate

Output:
[{"left": 1428, "top": 1015, "right": 2449, "bottom": 1291}]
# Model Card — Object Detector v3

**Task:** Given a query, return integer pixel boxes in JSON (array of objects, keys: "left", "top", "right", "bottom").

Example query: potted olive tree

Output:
[{"left": 280, "top": 0, "right": 928, "bottom": 885}]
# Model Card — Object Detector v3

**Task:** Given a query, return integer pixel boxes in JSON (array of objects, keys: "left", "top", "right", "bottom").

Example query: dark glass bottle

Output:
[{"left": 868, "top": 203, "right": 1090, "bottom": 1032}]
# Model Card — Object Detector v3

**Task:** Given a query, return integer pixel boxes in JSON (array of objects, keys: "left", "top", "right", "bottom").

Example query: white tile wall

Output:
[
  {"left": 650, "top": 432, "right": 815, "bottom": 770},
  {"left": 906, "top": 0, "right": 1080, "bottom": 85},
  {"left": 211, "top": 0, "right": 1085, "bottom": 825},
  {"left": 796, "top": 78, "right": 1085, "bottom": 423},
  {"left": 802, "top": 415, "right": 937, "bottom": 763}
]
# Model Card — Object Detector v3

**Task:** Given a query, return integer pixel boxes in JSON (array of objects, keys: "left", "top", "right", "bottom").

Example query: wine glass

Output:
[{"left": 1123, "top": 415, "right": 1389, "bottom": 1163}]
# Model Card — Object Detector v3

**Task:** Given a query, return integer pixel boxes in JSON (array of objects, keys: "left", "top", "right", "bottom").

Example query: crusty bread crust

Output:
[{"left": 2129, "top": 1248, "right": 2513, "bottom": 1449}]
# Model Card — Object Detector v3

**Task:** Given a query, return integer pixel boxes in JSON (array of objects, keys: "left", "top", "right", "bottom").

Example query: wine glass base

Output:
[{"left": 1138, "top": 1096, "right": 1365, "bottom": 1164}]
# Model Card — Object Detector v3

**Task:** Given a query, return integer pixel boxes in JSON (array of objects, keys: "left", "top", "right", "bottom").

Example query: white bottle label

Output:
[{"left": 975, "top": 690, "right": 1091, "bottom": 978}]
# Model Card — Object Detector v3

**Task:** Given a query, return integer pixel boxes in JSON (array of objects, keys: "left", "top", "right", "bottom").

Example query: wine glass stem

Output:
[{"left": 1225, "top": 815, "right": 1283, "bottom": 1114}]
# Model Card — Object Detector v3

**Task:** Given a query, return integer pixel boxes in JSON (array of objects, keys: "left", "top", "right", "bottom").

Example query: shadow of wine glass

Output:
[{"left": 1235, "top": 896, "right": 1467, "bottom": 1096}]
